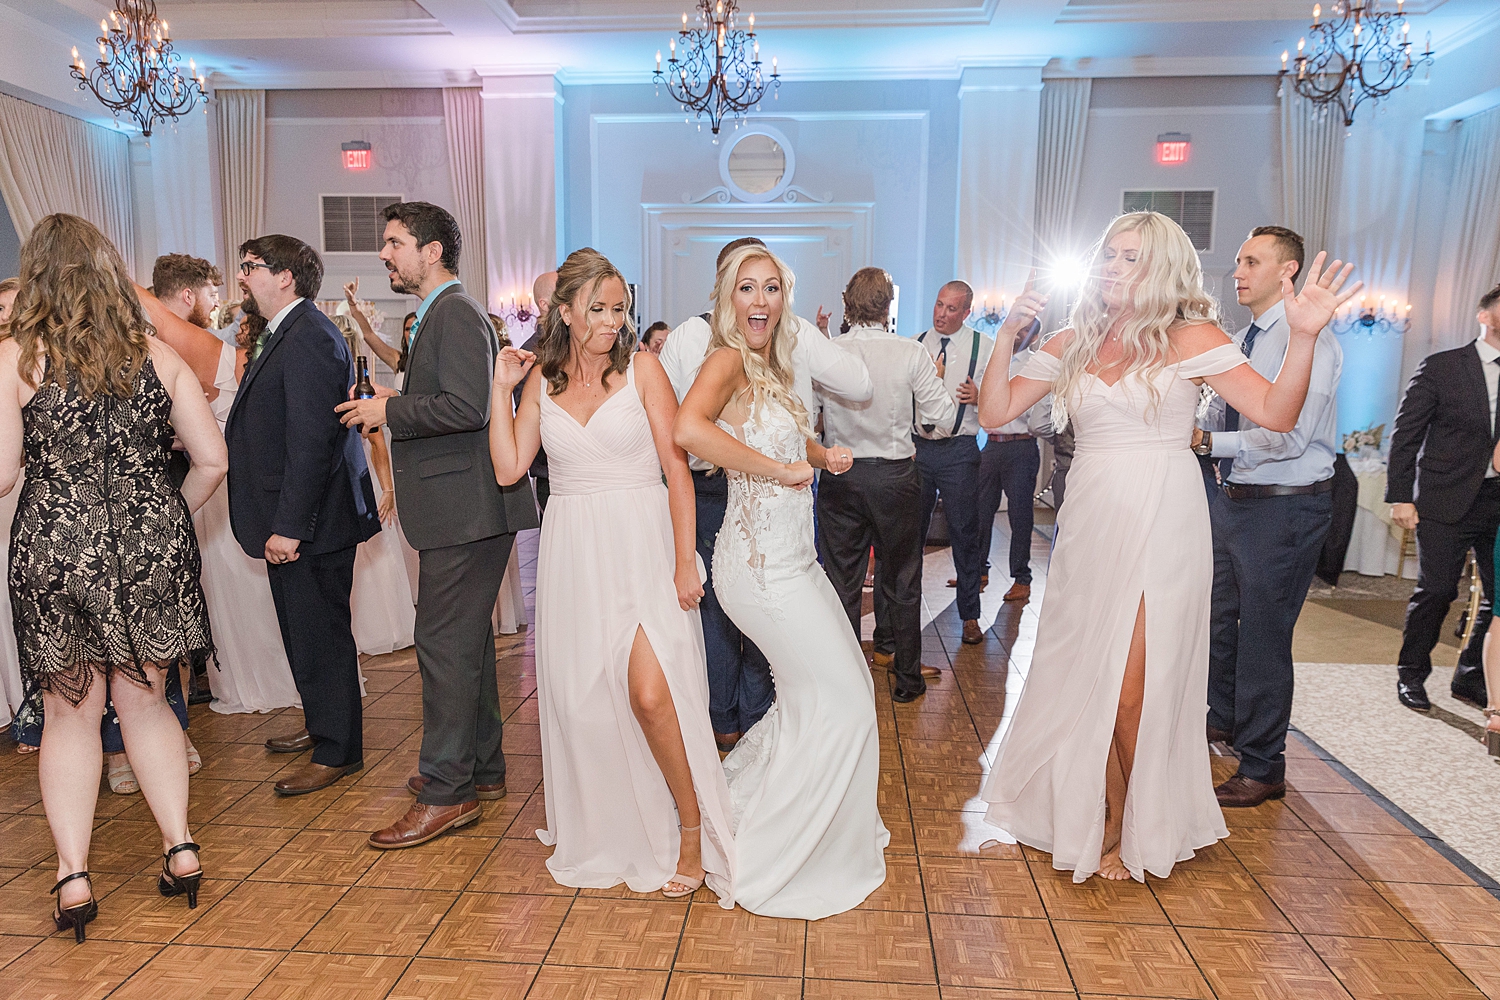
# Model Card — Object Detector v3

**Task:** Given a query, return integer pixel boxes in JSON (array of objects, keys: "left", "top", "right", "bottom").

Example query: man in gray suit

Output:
[{"left": 337, "top": 201, "right": 538, "bottom": 848}]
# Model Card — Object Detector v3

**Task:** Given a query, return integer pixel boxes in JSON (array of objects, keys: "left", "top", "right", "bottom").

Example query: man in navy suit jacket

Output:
[{"left": 225, "top": 234, "right": 379, "bottom": 795}]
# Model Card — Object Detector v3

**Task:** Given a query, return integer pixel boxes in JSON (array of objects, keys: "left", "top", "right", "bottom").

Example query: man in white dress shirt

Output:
[
  {"left": 897, "top": 281, "right": 995, "bottom": 648},
  {"left": 1194, "top": 226, "right": 1342, "bottom": 808},
  {"left": 659, "top": 237, "right": 873, "bottom": 749},
  {"left": 817, "top": 268, "right": 955, "bottom": 702}
]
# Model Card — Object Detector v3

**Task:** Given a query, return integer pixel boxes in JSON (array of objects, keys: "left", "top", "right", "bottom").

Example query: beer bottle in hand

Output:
[{"left": 354, "top": 355, "right": 376, "bottom": 400}]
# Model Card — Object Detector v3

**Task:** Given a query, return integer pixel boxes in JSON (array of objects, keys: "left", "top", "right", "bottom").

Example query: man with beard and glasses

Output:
[
  {"left": 337, "top": 201, "right": 537, "bottom": 849},
  {"left": 226, "top": 235, "right": 380, "bottom": 796}
]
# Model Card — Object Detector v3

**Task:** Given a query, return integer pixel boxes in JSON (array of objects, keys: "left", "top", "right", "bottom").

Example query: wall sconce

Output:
[
  {"left": 1331, "top": 294, "right": 1411, "bottom": 337},
  {"left": 495, "top": 294, "right": 537, "bottom": 339},
  {"left": 970, "top": 295, "right": 1006, "bottom": 334}
]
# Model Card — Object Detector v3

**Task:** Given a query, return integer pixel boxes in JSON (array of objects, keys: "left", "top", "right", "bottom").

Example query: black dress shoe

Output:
[
  {"left": 1451, "top": 677, "right": 1488, "bottom": 709},
  {"left": 1206, "top": 724, "right": 1231, "bottom": 744},
  {"left": 1397, "top": 681, "right": 1431, "bottom": 712},
  {"left": 892, "top": 684, "right": 926, "bottom": 703}
]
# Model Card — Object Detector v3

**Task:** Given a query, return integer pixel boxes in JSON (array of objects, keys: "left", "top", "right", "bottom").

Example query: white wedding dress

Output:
[
  {"left": 716, "top": 395, "right": 888, "bottom": 919},
  {"left": 980, "top": 342, "right": 1245, "bottom": 882}
]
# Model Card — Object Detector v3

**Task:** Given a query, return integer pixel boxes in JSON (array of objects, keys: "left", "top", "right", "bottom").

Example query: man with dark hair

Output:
[
  {"left": 1386, "top": 282, "right": 1500, "bottom": 712},
  {"left": 639, "top": 321, "right": 671, "bottom": 354},
  {"left": 338, "top": 201, "right": 538, "bottom": 848},
  {"left": 819, "top": 267, "right": 955, "bottom": 701},
  {"left": 225, "top": 235, "right": 381, "bottom": 796},
  {"left": 152, "top": 254, "right": 223, "bottom": 330},
  {"left": 659, "top": 236, "right": 872, "bottom": 749},
  {"left": 1194, "top": 226, "right": 1342, "bottom": 808}
]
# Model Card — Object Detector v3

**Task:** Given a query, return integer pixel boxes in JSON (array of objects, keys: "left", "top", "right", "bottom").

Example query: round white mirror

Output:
[{"left": 719, "top": 125, "right": 795, "bottom": 203}]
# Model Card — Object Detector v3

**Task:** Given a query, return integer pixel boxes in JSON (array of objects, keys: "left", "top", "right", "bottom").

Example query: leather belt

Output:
[
  {"left": 989, "top": 433, "right": 1034, "bottom": 444},
  {"left": 1221, "top": 477, "right": 1335, "bottom": 501},
  {"left": 852, "top": 456, "right": 914, "bottom": 465}
]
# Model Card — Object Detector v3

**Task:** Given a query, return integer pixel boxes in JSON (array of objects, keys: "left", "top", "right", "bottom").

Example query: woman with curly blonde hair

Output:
[
  {"left": 674, "top": 244, "right": 886, "bottom": 919},
  {"left": 974, "top": 211, "right": 1360, "bottom": 882}
]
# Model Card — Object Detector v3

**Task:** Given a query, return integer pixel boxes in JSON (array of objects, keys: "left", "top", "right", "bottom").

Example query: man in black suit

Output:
[
  {"left": 226, "top": 235, "right": 381, "bottom": 795},
  {"left": 1387, "top": 282, "right": 1500, "bottom": 711},
  {"left": 338, "top": 202, "right": 538, "bottom": 849}
]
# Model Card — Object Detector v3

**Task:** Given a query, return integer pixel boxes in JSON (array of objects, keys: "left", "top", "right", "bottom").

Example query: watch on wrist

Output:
[{"left": 1192, "top": 431, "right": 1213, "bottom": 457}]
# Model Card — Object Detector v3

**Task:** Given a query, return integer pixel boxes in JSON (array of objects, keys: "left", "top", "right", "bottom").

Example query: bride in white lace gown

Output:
[
  {"left": 676, "top": 244, "right": 888, "bottom": 919},
  {"left": 976, "top": 213, "right": 1359, "bottom": 882}
]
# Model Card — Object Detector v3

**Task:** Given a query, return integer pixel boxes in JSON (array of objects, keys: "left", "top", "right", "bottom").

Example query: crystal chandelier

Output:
[
  {"left": 1278, "top": 0, "right": 1433, "bottom": 127},
  {"left": 653, "top": 1, "right": 780, "bottom": 137},
  {"left": 68, "top": 0, "right": 207, "bottom": 137}
]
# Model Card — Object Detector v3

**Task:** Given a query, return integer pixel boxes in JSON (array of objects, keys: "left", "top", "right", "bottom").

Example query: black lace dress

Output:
[{"left": 9, "top": 358, "right": 213, "bottom": 706}]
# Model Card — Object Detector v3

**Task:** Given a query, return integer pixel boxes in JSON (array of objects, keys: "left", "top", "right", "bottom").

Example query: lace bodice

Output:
[{"left": 712, "top": 395, "right": 816, "bottom": 614}]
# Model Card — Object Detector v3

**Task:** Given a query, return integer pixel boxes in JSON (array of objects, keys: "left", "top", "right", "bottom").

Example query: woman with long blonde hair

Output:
[
  {"left": 974, "top": 212, "right": 1360, "bottom": 882},
  {"left": 490, "top": 247, "right": 735, "bottom": 901},
  {"left": 674, "top": 244, "right": 888, "bottom": 919},
  {"left": 0, "top": 214, "right": 226, "bottom": 939}
]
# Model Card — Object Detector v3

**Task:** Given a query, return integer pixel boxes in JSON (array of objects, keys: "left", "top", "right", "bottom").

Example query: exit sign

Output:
[
  {"left": 1156, "top": 132, "right": 1191, "bottom": 165},
  {"left": 341, "top": 141, "right": 372, "bottom": 171}
]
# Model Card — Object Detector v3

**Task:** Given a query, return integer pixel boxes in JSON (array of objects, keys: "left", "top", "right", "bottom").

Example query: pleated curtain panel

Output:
[
  {"left": 216, "top": 89, "right": 266, "bottom": 283},
  {"left": 442, "top": 87, "right": 488, "bottom": 308},
  {"left": 1033, "top": 77, "right": 1091, "bottom": 334},
  {"left": 1279, "top": 87, "right": 1345, "bottom": 260},
  {"left": 0, "top": 92, "right": 136, "bottom": 274},
  {"left": 1432, "top": 104, "right": 1500, "bottom": 349}
]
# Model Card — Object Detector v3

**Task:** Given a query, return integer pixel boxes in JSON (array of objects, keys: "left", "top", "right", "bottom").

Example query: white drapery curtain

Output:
[
  {"left": 0, "top": 93, "right": 136, "bottom": 273},
  {"left": 215, "top": 89, "right": 265, "bottom": 278},
  {"left": 1432, "top": 104, "right": 1500, "bottom": 350},
  {"left": 442, "top": 87, "right": 488, "bottom": 306},
  {"left": 1033, "top": 78, "right": 1091, "bottom": 334},
  {"left": 1279, "top": 87, "right": 1345, "bottom": 257}
]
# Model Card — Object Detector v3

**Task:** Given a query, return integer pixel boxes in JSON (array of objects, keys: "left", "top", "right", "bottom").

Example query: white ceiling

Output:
[{"left": 16, "top": 0, "right": 1500, "bottom": 90}]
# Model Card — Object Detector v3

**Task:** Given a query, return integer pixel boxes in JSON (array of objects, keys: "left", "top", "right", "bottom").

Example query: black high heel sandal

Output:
[
  {"left": 158, "top": 842, "right": 203, "bottom": 909},
  {"left": 51, "top": 871, "right": 98, "bottom": 943}
]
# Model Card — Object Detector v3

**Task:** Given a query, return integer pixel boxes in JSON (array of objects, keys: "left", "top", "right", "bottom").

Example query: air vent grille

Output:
[
  {"left": 1122, "top": 190, "right": 1215, "bottom": 252},
  {"left": 321, "top": 195, "right": 402, "bottom": 253}
]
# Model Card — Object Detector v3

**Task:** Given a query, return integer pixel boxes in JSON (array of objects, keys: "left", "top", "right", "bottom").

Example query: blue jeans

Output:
[{"left": 693, "top": 471, "right": 775, "bottom": 735}]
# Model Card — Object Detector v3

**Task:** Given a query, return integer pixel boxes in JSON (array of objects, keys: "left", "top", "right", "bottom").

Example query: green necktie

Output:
[{"left": 252, "top": 327, "right": 271, "bottom": 362}]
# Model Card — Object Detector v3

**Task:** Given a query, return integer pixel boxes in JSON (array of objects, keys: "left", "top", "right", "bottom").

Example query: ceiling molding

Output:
[
  {"left": 498, "top": 0, "right": 1000, "bottom": 32},
  {"left": 1043, "top": 55, "right": 1280, "bottom": 78},
  {"left": 1057, "top": 0, "right": 1450, "bottom": 22},
  {"left": 207, "top": 68, "right": 476, "bottom": 90},
  {"left": 1431, "top": 3, "right": 1500, "bottom": 54},
  {"left": 158, "top": 2, "right": 448, "bottom": 40}
]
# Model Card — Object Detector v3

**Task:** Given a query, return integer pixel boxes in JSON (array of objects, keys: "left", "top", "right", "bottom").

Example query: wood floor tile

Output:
[
  {"left": 1321, "top": 833, "right": 1475, "bottom": 885},
  {"left": 467, "top": 837, "right": 572, "bottom": 894},
  {"left": 109, "top": 944, "right": 283, "bottom": 1000},
  {"left": 911, "top": 809, "right": 1021, "bottom": 858},
  {"left": 1031, "top": 862, "right": 1169, "bottom": 924},
  {"left": 503, "top": 723, "right": 542, "bottom": 755},
  {"left": 297, "top": 886, "right": 456, "bottom": 955},
  {"left": 244, "top": 952, "right": 411, "bottom": 999},
  {"left": 1052, "top": 920, "right": 1212, "bottom": 998},
  {"left": 359, "top": 716, "right": 423, "bottom": 751},
  {"left": 356, "top": 833, "right": 496, "bottom": 890},
  {"left": 386, "top": 957, "right": 537, "bottom": 999},
  {"left": 364, "top": 692, "right": 425, "bottom": 721},
  {"left": 1220, "top": 797, "right": 1310, "bottom": 832},
  {"left": 929, "top": 914, "right": 1073, "bottom": 991},
  {"left": 0, "top": 937, "right": 163, "bottom": 1000},
  {"left": 937, "top": 990, "right": 1081, "bottom": 1000},
  {"left": 896, "top": 712, "right": 981, "bottom": 742},
  {"left": 89, "top": 873, "right": 235, "bottom": 942},
  {"left": 506, "top": 793, "right": 550, "bottom": 841},
  {"left": 1437, "top": 944, "right": 1500, "bottom": 1000},
  {"left": 0, "top": 933, "right": 41, "bottom": 968},
  {"left": 448, "top": 791, "right": 532, "bottom": 839},
  {"left": 805, "top": 908, "right": 936, "bottom": 984},
  {"left": 1225, "top": 828, "right": 1360, "bottom": 879},
  {"left": 1284, "top": 757, "right": 1359, "bottom": 794},
  {"left": 189, "top": 742, "right": 297, "bottom": 782},
  {"left": 1258, "top": 875, "right": 1420, "bottom": 939},
  {"left": 859, "top": 854, "right": 926, "bottom": 912},
  {"left": 0, "top": 867, "right": 128, "bottom": 936},
  {"left": 1285, "top": 791, "right": 1413, "bottom": 837},
  {"left": 673, "top": 901, "right": 805, "bottom": 978},
  {"left": 802, "top": 981, "right": 942, "bottom": 998},
  {"left": 418, "top": 891, "right": 571, "bottom": 963},
  {"left": 1150, "top": 869, "right": 1293, "bottom": 933},
  {"left": 1178, "top": 928, "right": 1354, "bottom": 999},
  {"left": 900, "top": 771, "right": 989, "bottom": 813},
  {"left": 547, "top": 897, "right": 689, "bottom": 970},
  {"left": 1374, "top": 881, "right": 1500, "bottom": 945},
  {"left": 215, "top": 780, "right": 354, "bottom": 828},
  {"left": 303, "top": 783, "right": 417, "bottom": 833},
  {"left": 1308, "top": 935, "right": 1486, "bottom": 999},
  {"left": 526, "top": 966, "right": 671, "bottom": 998},
  {"left": 176, "top": 880, "right": 346, "bottom": 949},
  {"left": 500, "top": 754, "right": 545, "bottom": 796},
  {"left": 248, "top": 828, "right": 383, "bottom": 885},
  {"left": 919, "top": 857, "right": 1046, "bottom": 918},
  {"left": 665, "top": 972, "right": 804, "bottom": 999},
  {"left": 82, "top": 818, "right": 174, "bottom": 874},
  {"left": 355, "top": 749, "right": 421, "bottom": 787},
  {"left": 193, "top": 824, "right": 301, "bottom": 879}
]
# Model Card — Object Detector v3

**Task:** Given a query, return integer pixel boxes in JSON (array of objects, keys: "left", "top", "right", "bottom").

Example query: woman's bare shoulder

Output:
[
  {"left": 1169, "top": 320, "right": 1233, "bottom": 357},
  {"left": 1040, "top": 328, "right": 1075, "bottom": 357}
]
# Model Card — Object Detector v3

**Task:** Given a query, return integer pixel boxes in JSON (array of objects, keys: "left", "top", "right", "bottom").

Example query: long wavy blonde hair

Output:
[
  {"left": 708, "top": 244, "right": 811, "bottom": 437},
  {"left": 11, "top": 213, "right": 152, "bottom": 398},
  {"left": 1052, "top": 212, "right": 1220, "bottom": 427}
]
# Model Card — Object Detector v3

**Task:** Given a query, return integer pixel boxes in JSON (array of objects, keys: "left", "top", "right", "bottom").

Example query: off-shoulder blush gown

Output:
[
  {"left": 533, "top": 357, "right": 735, "bottom": 902},
  {"left": 980, "top": 342, "right": 1247, "bottom": 882}
]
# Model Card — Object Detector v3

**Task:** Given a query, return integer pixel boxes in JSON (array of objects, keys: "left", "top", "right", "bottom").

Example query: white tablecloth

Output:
[{"left": 1343, "top": 469, "right": 1415, "bottom": 579}]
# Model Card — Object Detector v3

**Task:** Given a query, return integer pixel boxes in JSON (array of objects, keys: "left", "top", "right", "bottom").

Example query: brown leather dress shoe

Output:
[
  {"left": 947, "top": 575, "right": 989, "bottom": 589},
  {"left": 1215, "top": 773, "right": 1286, "bottom": 808},
  {"left": 264, "top": 728, "right": 314, "bottom": 754},
  {"left": 881, "top": 660, "right": 941, "bottom": 679},
  {"left": 369, "top": 800, "right": 481, "bottom": 849},
  {"left": 1002, "top": 582, "right": 1031, "bottom": 603},
  {"left": 871, "top": 650, "right": 893, "bottom": 668},
  {"left": 406, "top": 774, "right": 506, "bottom": 801},
  {"left": 961, "top": 620, "right": 985, "bottom": 645},
  {"left": 1206, "top": 724, "right": 1232, "bottom": 744},
  {"left": 274, "top": 760, "right": 363, "bottom": 796}
]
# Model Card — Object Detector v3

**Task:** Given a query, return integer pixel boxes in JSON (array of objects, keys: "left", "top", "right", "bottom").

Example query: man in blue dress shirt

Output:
[{"left": 1193, "top": 226, "right": 1343, "bottom": 808}]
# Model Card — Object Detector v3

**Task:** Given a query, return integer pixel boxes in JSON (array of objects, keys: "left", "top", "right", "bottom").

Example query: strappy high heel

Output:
[
  {"left": 51, "top": 872, "right": 97, "bottom": 943},
  {"left": 662, "top": 824, "right": 705, "bottom": 899},
  {"left": 1485, "top": 709, "right": 1500, "bottom": 758},
  {"left": 158, "top": 842, "right": 203, "bottom": 909}
]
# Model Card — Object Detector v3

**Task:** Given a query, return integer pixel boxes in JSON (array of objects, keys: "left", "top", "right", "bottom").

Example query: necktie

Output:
[
  {"left": 1218, "top": 322, "right": 1263, "bottom": 482},
  {"left": 251, "top": 326, "right": 271, "bottom": 363},
  {"left": 921, "top": 337, "right": 952, "bottom": 434}
]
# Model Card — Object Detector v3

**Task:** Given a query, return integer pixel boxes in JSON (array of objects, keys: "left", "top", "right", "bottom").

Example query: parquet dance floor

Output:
[{"left": 1, "top": 538, "right": 1498, "bottom": 999}]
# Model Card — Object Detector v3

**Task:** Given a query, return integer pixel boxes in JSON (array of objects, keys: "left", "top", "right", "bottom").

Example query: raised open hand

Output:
[
  {"left": 1284, "top": 251, "right": 1361, "bottom": 341},
  {"left": 494, "top": 346, "right": 537, "bottom": 390},
  {"left": 343, "top": 278, "right": 359, "bottom": 305}
]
